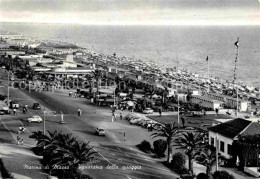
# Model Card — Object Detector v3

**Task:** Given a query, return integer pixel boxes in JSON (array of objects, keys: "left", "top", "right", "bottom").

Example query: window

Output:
[
  {"left": 220, "top": 141, "right": 225, "bottom": 152},
  {"left": 211, "top": 137, "right": 214, "bottom": 146},
  {"left": 227, "top": 144, "right": 232, "bottom": 155}
]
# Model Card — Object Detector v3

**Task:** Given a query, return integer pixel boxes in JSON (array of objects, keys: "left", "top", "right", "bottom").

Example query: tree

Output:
[
  {"left": 213, "top": 171, "right": 235, "bottom": 179},
  {"left": 175, "top": 132, "right": 203, "bottom": 174},
  {"left": 153, "top": 139, "right": 167, "bottom": 158},
  {"left": 91, "top": 69, "right": 103, "bottom": 94},
  {"left": 196, "top": 145, "right": 219, "bottom": 179},
  {"left": 152, "top": 123, "right": 179, "bottom": 163},
  {"left": 144, "top": 84, "right": 156, "bottom": 100},
  {"left": 51, "top": 141, "right": 96, "bottom": 177},
  {"left": 170, "top": 152, "right": 186, "bottom": 170}
]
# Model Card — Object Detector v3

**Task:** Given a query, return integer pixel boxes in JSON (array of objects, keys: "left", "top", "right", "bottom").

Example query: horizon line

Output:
[{"left": 1, "top": 21, "right": 260, "bottom": 26}]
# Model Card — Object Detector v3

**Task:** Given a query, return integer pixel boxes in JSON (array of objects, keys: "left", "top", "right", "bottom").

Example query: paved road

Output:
[{"left": 0, "top": 71, "right": 179, "bottom": 179}]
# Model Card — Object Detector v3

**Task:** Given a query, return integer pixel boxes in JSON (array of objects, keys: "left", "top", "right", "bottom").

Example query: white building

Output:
[
  {"left": 208, "top": 118, "right": 260, "bottom": 159},
  {"left": 191, "top": 95, "right": 223, "bottom": 110},
  {"left": 207, "top": 93, "right": 251, "bottom": 112}
]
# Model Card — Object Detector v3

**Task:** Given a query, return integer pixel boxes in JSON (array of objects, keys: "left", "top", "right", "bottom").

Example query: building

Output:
[
  {"left": 191, "top": 95, "right": 223, "bottom": 110},
  {"left": 208, "top": 118, "right": 260, "bottom": 159},
  {"left": 207, "top": 93, "right": 251, "bottom": 112}
]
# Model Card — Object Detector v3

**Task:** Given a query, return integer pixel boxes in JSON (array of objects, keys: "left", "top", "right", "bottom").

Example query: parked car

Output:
[
  {"left": 28, "top": 115, "right": 42, "bottom": 123},
  {"left": 143, "top": 108, "right": 154, "bottom": 114},
  {"left": 32, "top": 103, "right": 41, "bottom": 110},
  {"left": 95, "top": 128, "right": 106, "bottom": 136},
  {"left": 129, "top": 118, "right": 143, "bottom": 125}
]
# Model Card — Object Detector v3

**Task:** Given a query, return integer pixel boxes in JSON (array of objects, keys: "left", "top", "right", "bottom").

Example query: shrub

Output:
[
  {"left": 136, "top": 140, "right": 151, "bottom": 153},
  {"left": 213, "top": 171, "right": 235, "bottom": 179},
  {"left": 153, "top": 139, "right": 167, "bottom": 158},
  {"left": 197, "top": 173, "right": 207, "bottom": 179},
  {"left": 171, "top": 152, "right": 186, "bottom": 170}
]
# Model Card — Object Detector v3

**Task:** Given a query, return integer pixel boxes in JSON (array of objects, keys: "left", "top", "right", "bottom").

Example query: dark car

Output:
[{"left": 32, "top": 103, "right": 41, "bottom": 110}]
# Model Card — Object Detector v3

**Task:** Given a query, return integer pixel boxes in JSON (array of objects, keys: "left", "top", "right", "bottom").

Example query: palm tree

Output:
[
  {"left": 195, "top": 145, "right": 219, "bottom": 179},
  {"left": 51, "top": 141, "right": 96, "bottom": 177},
  {"left": 152, "top": 123, "right": 179, "bottom": 163},
  {"left": 144, "top": 84, "right": 157, "bottom": 100},
  {"left": 175, "top": 132, "right": 203, "bottom": 174},
  {"left": 91, "top": 69, "right": 103, "bottom": 94}
]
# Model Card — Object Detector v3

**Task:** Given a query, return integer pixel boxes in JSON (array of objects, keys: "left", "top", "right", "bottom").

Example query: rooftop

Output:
[{"left": 208, "top": 118, "right": 252, "bottom": 139}]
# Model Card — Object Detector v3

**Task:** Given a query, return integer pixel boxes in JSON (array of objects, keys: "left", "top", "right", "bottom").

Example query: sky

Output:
[{"left": 0, "top": 0, "right": 259, "bottom": 25}]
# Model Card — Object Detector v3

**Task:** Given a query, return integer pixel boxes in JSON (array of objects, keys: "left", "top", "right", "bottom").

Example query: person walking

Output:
[
  {"left": 215, "top": 108, "right": 219, "bottom": 116},
  {"left": 78, "top": 108, "right": 81, "bottom": 116},
  {"left": 159, "top": 108, "right": 162, "bottom": 117},
  {"left": 181, "top": 116, "right": 185, "bottom": 128},
  {"left": 13, "top": 108, "right": 16, "bottom": 115},
  {"left": 120, "top": 112, "right": 122, "bottom": 120}
]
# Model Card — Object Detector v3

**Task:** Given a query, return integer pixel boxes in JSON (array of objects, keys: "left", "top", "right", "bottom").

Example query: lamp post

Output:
[
  {"left": 177, "top": 94, "right": 180, "bottom": 129},
  {"left": 43, "top": 109, "right": 57, "bottom": 135},
  {"left": 43, "top": 110, "right": 46, "bottom": 135},
  {"left": 216, "top": 133, "right": 219, "bottom": 171},
  {"left": 7, "top": 70, "right": 10, "bottom": 113},
  {"left": 257, "top": 142, "right": 259, "bottom": 173}
]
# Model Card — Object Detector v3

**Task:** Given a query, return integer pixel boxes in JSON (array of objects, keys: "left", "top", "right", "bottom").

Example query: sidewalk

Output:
[{"left": 192, "top": 160, "right": 255, "bottom": 179}]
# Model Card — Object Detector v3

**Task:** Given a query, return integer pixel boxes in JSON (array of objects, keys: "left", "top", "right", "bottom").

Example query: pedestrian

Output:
[
  {"left": 159, "top": 108, "right": 162, "bottom": 117},
  {"left": 181, "top": 117, "right": 185, "bottom": 128},
  {"left": 78, "top": 108, "right": 81, "bottom": 116},
  {"left": 69, "top": 91, "right": 72, "bottom": 97},
  {"left": 74, "top": 93, "right": 77, "bottom": 98},
  {"left": 13, "top": 108, "right": 16, "bottom": 115},
  {"left": 123, "top": 133, "right": 126, "bottom": 141},
  {"left": 120, "top": 113, "right": 122, "bottom": 120},
  {"left": 25, "top": 104, "right": 28, "bottom": 111},
  {"left": 215, "top": 108, "right": 219, "bottom": 116}
]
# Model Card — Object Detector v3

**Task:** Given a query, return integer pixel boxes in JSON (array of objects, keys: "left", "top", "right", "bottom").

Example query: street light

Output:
[
  {"left": 43, "top": 109, "right": 57, "bottom": 135},
  {"left": 177, "top": 94, "right": 180, "bottom": 128},
  {"left": 216, "top": 133, "right": 219, "bottom": 171}
]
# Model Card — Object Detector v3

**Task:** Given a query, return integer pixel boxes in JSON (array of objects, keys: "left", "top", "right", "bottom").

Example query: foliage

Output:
[
  {"left": 30, "top": 130, "right": 96, "bottom": 178},
  {"left": 175, "top": 132, "right": 203, "bottom": 174},
  {"left": 213, "top": 171, "right": 235, "bottom": 179},
  {"left": 152, "top": 123, "right": 179, "bottom": 163},
  {"left": 197, "top": 173, "right": 208, "bottom": 179},
  {"left": 195, "top": 145, "right": 218, "bottom": 178},
  {"left": 232, "top": 134, "right": 260, "bottom": 169},
  {"left": 136, "top": 140, "right": 151, "bottom": 153},
  {"left": 153, "top": 139, "right": 167, "bottom": 158},
  {"left": 170, "top": 152, "right": 186, "bottom": 170}
]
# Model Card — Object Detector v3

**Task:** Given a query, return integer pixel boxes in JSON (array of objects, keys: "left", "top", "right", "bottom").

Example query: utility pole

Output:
[
  {"left": 234, "top": 37, "right": 239, "bottom": 118},
  {"left": 257, "top": 142, "right": 259, "bottom": 173},
  {"left": 43, "top": 109, "right": 46, "bottom": 135},
  {"left": 7, "top": 70, "right": 10, "bottom": 113},
  {"left": 216, "top": 133, "right": 219, "bottom": 171},
  {"left": 177, "top": 94, "right": 180, "bottom": 129}
]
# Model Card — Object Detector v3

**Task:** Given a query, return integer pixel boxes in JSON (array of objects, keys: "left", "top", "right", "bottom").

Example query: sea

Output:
[{"left": 0, "top": 22, "right": 259, "bottom": 87}]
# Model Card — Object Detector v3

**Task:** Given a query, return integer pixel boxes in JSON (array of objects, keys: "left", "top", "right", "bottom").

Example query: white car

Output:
[
  {"left": 28, "top": 116, "right": 43, "bottom": 123},
  {"left": 143, "top": 108, "right": 154, "bottom": 114},
  {"left": 129, "top": 118, "right": 143, "bottom": 125},
  {"left": 95, "top": 128, "right": 106, "bottom": 136}
]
